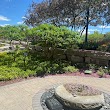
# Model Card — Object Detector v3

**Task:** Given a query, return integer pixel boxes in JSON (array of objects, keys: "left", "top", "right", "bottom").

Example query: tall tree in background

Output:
[
  {"left": 0, "top": 25, "right": 29, "bottom": 40},
  {"left": 24, "top": 0, "right": 110, "bottom": 43}
]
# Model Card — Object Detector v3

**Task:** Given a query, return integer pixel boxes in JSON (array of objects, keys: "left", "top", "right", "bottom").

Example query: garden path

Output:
[{"left": 0, "top": 76, "right": 110, "bottom": 110}]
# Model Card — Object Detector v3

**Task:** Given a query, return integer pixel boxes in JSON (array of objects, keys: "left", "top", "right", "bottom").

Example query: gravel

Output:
[{"left": 64, "top": 83, "right": 102, "bottom": 96}]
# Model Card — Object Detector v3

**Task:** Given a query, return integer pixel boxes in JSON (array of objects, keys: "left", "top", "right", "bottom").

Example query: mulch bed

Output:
[{"left": 48, "top": 72, "right": 110, "bottom": 78}]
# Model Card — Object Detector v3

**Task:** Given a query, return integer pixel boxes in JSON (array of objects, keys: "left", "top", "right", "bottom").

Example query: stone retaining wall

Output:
[{"left": 31, "top": 46, "right": 110, "bottom": 66}]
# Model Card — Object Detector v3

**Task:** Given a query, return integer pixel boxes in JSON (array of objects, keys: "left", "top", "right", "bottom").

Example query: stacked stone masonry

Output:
[{"left": 31, "top": 46, "right": 110, "bottom": 66}]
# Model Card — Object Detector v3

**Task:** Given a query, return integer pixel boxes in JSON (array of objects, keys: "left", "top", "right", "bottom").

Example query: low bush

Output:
[
  {"left": 0, "top": 51, "right": 73, "bottom": 79},
  {"left": 79, "top": 42, "right": 99, "bottom": 50},
  {"left": 0, "top": 66, "right": 36, "bottom": 81},
  {"left": 89, "top": 64, "right": 96, "bottom": 70},
  {"left": 0, "top": 44, "right": 5, "bottom": 47},
  {"left": 35, "top": 61, "right": 69, "bottom": 76},
  {"left": 97, "top": 44, "right": 108, "bottom": 52},
  {"left": 63, "top": 66, "right": 78, "bottom": 73},
  {"left": 97, "top": 67, "right": 105, "bottom": 77}
]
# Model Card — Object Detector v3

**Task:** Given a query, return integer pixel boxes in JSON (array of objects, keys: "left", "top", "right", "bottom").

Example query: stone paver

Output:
[{"left": 0, "top": 76, "right": 110, "bottom": 110}]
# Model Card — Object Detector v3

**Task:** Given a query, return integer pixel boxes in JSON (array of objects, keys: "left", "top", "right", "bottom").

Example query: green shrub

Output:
[
  {"left": 79, "top": 42, "right": 99, "bottom": 50},
  {"left": 97, "top": 44, "right": 108, "bottom": 52},
  {"left": 79, "top": 31, "right": 105, "bottom": 50},
  {"left": 51, "top": 63, "right": 59, "bottom": 74},
  {"left": 35, "top": 61, "right": 59, "bottom": 76},
  {"left": 89, "top": 64, "right": 96, "bottom": 70},
  {"left": 97, "top": 67, "right": 105, "bottom": 77},
  {"left": 0, "top": 44, "right": 5, "bottom": 47},
  {"left": 63, "top": 66, "right": 78, "bottom": 73},
  {"left": 88, "top": 31, "right": 104, "bottom": 42},
  {"left": 18, "top": 69, "right": 36, "bottom": 78},
  {"left": 31, "top": 24, "right": 82, "bottom": 49},
  {"left": 36, "top": 66, "right": 44, "bottom": 76},
  {"left": 0, "top": 66, "right": 36, "bottom": 81}
]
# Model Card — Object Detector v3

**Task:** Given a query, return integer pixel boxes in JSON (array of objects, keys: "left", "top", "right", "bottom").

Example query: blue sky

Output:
[
  {"left": 81, "top": 26, "right": 110, "bottom": 34},
  {"left": 0, "top": 0, "right": 110, "bottom": 34},
  {"left": 0, "top": 0, "right": 42, "bottom": 25}
]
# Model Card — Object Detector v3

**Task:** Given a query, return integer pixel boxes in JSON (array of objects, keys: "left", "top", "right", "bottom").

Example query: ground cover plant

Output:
[
  {"left": 0, "top": 48, "right": 110, "bottom": 81},
  {"left": 0, "top": 66, "right": 36, "bottom": 81},
  {"left": 0, "top": 44, "right": 5, "bottom": 47},
  {"left": 0, "top": 49, "right": 79, "bottom": 81}
]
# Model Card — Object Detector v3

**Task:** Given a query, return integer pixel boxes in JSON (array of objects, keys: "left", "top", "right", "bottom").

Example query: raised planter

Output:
[{"left": 55, "top": 84, "right": 105, "bottom": 110}]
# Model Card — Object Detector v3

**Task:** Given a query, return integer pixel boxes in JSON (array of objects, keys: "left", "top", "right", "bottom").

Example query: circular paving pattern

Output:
[{"left": 33, "top": 84, "right": 110, "bottom": 110}]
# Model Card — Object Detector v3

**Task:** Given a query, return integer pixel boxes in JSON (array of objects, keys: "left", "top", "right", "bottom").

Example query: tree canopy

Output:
[
  {"left": 24, "top": 0, "right": 110, "bottom": 27},
  {"left": 0, "top": 25, "right": 29, "bottom": 40},
  {"left": 24, "top": 0, "right": 110, "bottom": 42},
  {"left": 30, "top": 23, "right": 82, "bottom": 49}
]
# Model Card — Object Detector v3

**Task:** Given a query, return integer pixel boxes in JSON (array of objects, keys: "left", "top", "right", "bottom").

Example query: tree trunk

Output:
[{"left": 85, "top": 7, "right": 89, "bottom": 43}]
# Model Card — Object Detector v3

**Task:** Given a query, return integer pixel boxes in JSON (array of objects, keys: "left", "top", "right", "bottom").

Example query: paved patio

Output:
[{"left": 0, "top": 76, "right": 110, "bottom": 110}]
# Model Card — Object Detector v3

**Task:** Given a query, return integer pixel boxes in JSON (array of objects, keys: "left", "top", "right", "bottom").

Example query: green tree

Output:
[
  {"left": 0, "top": 25, "right": 29, "bottom": 40},
  {"left": 30, "top": 24, "right": 82, "bottom": 49},
  {"left": 24, "top": 0, "right": 110, "bottom": 43}
]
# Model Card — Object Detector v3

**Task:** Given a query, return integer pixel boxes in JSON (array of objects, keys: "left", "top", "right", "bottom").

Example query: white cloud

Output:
[
  {"left": 17, "top": 21, "right": 23, "bottom": 24},
  {"left": 82, "top": 30, "right": 91, "bottom": 35},
  {"left": 98, "top": 25, "right": 110, "bottom": 29},
  {"left": 0, "top": 15, "right": 10, "bottom": 21},
  {"left": 0, "top": 24, "right": 10, "bottom": 27},
  {"left": 22, "top": 16, "right": 26, "bottom": 19},
  {"left": 88, "top": 29, "right": 99, "bottom": 32}
]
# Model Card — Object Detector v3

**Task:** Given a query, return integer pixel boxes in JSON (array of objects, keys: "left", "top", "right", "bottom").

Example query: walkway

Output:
[{"left": 0, "top": 76, "right": 110, "bottom": 110}]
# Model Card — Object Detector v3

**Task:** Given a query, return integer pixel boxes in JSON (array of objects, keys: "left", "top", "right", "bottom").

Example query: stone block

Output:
[
  {"left": 73, "top": 50, "right": 85, "bottom": 57},
  {"left": 66, "top": 55, "right": 71, "bottom": 61},
  {"left": 53, "top": 54, "right": 66, "bottom": 60},
  {"left": 90, "top": 58, "right": 98, "bottom": 64},
  {"left": 54, "top": 48, "right": 65, "bottom": 54},
  {"left": 71, "top": 55, "right": 84, "bottom": 63},
  {"left": 98, "top": 59, "right": 108, "bottom": 66},
  {"left": 85, "top": 57, "right": 91, "bottom": 63}
]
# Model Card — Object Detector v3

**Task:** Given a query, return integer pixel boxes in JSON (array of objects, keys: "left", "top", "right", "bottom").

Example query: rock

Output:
[
  {"left": 84, "top": 70, "right": 92, "bottom": 74},
  {"left": 71, "top": 55, "right": 84, "bottom": 63},
  {"left": 85, "top": 57, "right": 91, "bottom": 63},
  {"left": 55, "top": 85, "right": 105, "bottom": 110},
  {"left": 53, "top": 54, "right": 66, "bottom": 60}
]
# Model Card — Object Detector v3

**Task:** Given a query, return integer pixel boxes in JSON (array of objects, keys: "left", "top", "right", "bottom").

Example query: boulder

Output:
[{"left": 55, "top": 84, "right": 105, "bottom": 110}]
